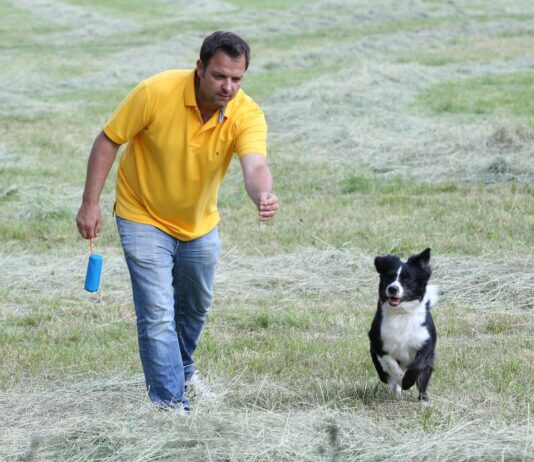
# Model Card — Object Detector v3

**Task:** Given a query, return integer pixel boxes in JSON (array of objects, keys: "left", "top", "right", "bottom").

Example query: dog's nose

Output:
[{"left": 387, "top": 285, "right": 399, "bottom": 295}]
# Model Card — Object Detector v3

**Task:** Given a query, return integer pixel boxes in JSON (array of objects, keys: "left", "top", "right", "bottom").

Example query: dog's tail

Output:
[{"left": 424, "top": 284, "right": 439, "bottom": 309}]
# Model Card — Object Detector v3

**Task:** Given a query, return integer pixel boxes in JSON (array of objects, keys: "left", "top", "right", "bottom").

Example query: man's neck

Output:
[{"left": 194, "top": 74, "right": 216, "bottom": 123}]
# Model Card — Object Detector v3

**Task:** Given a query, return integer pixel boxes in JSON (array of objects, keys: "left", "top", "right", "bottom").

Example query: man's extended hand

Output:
[
  {"left": 239, "top": 153, "right": 279, "bottom": 222},
  {"left": 258, "top": 192, "right": 279, "bottom": 222}
]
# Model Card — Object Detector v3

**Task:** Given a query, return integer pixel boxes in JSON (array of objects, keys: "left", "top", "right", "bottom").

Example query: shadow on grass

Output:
[{"left": 342, "top": 380, "right": 424, "bottom": 408}]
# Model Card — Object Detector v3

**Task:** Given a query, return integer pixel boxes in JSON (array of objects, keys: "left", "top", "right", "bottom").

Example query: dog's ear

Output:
[
  {"left": 407, "top": 248, "right": 431, "bottom": 269},
  {"left": 374, "top": 256, "right": 385, "bottom": 274},
  {"left": 374, "top": 255, "right": 399, "bottom": 274}
]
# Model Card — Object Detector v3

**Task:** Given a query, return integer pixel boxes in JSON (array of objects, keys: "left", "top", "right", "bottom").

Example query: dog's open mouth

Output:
[{"left": 388, "top": 297, "right": 401, "bottom": 306}]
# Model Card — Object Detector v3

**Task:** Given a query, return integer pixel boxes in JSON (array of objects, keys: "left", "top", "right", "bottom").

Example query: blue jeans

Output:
[{"left": 116, "top": 217, "right": 220, "bottom": 408}]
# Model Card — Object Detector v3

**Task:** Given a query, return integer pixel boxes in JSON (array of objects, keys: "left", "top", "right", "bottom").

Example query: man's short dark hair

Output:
[{"left": 200, "top": 31, "right": 250, "bottom": 70}]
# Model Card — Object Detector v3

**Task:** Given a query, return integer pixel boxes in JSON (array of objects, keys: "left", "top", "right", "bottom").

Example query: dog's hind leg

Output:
[
  {"left": 401, "top": 367, "right": 418, "bottom": 391},
  {"left": 416, "top": 366, "right": 433, "bottom": 402}
]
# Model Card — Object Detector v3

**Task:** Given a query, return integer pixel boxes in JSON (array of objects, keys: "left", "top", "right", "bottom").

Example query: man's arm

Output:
[
  {"left": 239, "top": 153, "right": 279, "bottom": 222},
  {"left": 76, "top": 131, "right": 121, "bottom": 239}
]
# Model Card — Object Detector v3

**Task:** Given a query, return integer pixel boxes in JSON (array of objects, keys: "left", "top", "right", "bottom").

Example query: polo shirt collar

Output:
[{"left": 184, "top": 69, "right": 197, "bottom": 107}]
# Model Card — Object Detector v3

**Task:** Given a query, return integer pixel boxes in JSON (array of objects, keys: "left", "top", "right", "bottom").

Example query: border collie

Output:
[{"left": 368, "top": 248, "right": 438, "bottom": 402}]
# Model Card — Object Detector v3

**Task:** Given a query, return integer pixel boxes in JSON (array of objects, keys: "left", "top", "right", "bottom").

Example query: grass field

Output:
[{"left": 1, "top": 0, "right": 533, "bottom": 460}]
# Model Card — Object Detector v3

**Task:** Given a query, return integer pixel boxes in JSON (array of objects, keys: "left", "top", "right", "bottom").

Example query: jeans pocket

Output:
[{"left": 117, "top": 217, "right": 164, "bottom": 262}]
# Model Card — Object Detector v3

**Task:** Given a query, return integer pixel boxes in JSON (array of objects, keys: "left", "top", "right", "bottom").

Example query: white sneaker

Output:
[
  {"left": 155, "top": 402, "right": 191, "bottom": 415},
  {"left": 185, "top": 371, "right": 216, "bottom": 400},
  {"left": 173, "top": 403, "right": 191, "bottom": 416}
]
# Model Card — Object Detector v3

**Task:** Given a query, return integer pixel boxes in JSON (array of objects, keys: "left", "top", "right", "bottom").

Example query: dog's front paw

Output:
[
  {"left": 389, "top": 382, "right": 402, "bottom": 397},
  {"left": 394, "top": 385, "right": 402, "bottom": 398}
]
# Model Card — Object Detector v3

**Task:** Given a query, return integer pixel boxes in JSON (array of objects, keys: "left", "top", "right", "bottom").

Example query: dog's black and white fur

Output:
[{"left": 368, "top": 248, "right": 438, "bottom": 402}]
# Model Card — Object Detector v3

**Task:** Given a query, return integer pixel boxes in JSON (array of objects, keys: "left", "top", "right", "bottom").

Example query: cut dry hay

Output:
[
  {"left": 1, "top": 376, "right": 532, "bottom": 462},
  {"left": 1, "top": 248, "right": 533, "bottom": 313}
]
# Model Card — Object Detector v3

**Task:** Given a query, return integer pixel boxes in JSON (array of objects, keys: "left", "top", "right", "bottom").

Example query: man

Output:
[{"left": 76, "top": 31, "right": 279, "bottom": 411}]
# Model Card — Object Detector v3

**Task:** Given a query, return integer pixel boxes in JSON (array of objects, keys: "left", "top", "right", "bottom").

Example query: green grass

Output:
[
  {"left": 417, "top": 72, "right": 534, "bottom": 119},
  {"left": 219, "top": 164, "right": 534, "bottom": 255},
  {"left": 61, "top": 0, "right": 184, "bottom": 20},
  {"left": 226, "top": 0, "right": 308, "bottom": 9},
  {"left": 244, "top": 62, "right": 346, "bottom": 101},
  {"left": 0, "top": 0, "right": 68, "bottom": 47},
  {"left": 397, "top": 34, "right": 534, "bottom": 66}
]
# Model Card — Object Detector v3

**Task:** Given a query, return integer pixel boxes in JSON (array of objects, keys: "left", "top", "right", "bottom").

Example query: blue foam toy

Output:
[{"left": 84, "top": 253, "right": 103, "bottom": 292}]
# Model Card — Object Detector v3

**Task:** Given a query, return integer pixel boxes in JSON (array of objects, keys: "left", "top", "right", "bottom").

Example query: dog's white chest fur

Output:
[
  {"left": 380, "top": 307, "right": 429, "bottom": 367},
  {"left": 379, "top": 285, "right": 437, "bottom": 368}
]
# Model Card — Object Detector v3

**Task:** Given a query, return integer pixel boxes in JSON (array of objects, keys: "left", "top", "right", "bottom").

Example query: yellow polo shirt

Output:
[{"left": 103, "top": 70, "right": 267, "bottom": 240}]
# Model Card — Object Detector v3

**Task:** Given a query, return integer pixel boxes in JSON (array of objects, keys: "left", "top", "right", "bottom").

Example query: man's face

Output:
[{"left": 196, "top": 50, "right": 247, "bottom": 110}]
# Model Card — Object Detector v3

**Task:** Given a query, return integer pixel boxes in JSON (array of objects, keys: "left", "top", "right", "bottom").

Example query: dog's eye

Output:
[{"left": 400, "top": 272, "right": 412, "bottom": 282}]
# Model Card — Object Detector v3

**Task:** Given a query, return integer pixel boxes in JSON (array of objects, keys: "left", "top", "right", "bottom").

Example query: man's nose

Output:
[{"left": 222, "top": 79, "right": 233, "bottom": 93}]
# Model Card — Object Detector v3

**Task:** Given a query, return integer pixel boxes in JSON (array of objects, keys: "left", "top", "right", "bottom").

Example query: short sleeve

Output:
[
  {"left": 234, "top": 106, "right": 267, "bottom": 157},
  {"left": 103, "top": 82, "right": 150, "bottom": 145}
]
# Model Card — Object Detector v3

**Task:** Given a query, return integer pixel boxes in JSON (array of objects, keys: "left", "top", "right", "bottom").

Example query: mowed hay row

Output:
[
  {"left": 1, "top": 248, "right": 532, "bottom": 311},
  {"left": 265, "top": 61, "right": 534, "bottom": 185}
]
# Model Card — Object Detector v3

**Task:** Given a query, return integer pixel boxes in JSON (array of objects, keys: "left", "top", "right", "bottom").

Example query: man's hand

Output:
[
  {"left": 76, "top": 202, "right": 102, "bottom": 239},
  {"left": 239, "top": 153, "right": 280, "bottom": 222},
  {"left": 258, "top": 191, "right": 279, "bottom": 222}
]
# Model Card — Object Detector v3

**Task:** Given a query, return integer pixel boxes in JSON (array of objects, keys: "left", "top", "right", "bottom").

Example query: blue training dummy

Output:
[{"left": 84, "top": 239, "right": 103, "bottom": 292}]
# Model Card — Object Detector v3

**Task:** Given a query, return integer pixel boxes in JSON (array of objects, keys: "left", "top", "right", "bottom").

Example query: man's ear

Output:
[{"left": 196, "top": 59, "right": 204, "bottom": 79}]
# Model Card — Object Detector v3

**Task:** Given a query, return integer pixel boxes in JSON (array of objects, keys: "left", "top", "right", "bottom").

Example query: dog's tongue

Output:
[{"left": 389, "top": 297, "right": 401, "bottom": 306}]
